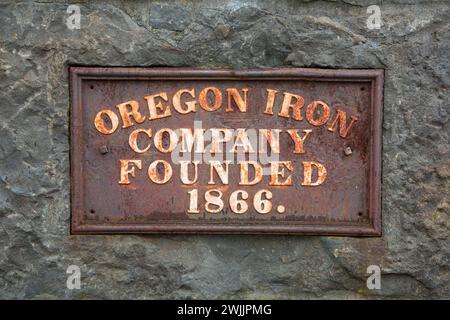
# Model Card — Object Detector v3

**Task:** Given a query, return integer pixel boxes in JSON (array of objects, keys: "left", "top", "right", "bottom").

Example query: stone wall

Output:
[{"left": 0, "top": 0, "right": 448, "bottom": 299}]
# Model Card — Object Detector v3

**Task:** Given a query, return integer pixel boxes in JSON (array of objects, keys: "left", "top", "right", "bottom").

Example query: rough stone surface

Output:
[{"left": 0, "top": 0, "right": 449, "bottom": 299}]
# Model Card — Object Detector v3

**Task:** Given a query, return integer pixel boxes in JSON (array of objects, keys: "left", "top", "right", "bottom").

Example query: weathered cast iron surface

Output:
[{"left": 70, "top": 67, "right": 383, "bottom": 235}]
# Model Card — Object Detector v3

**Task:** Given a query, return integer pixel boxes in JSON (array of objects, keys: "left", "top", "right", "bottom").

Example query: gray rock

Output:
[{"left": 0, "top": 0, "right": 448, "bottom": 299}]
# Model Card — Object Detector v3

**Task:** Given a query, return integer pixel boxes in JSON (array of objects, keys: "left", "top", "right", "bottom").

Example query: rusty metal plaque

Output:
[{"left": 70, "top": 67, "right": 383, "bottom": 235}]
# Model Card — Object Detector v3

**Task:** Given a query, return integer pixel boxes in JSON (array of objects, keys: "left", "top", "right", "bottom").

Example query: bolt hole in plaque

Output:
[{"left": 70, "top": 68, "right": 383, "bottom": 236}]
